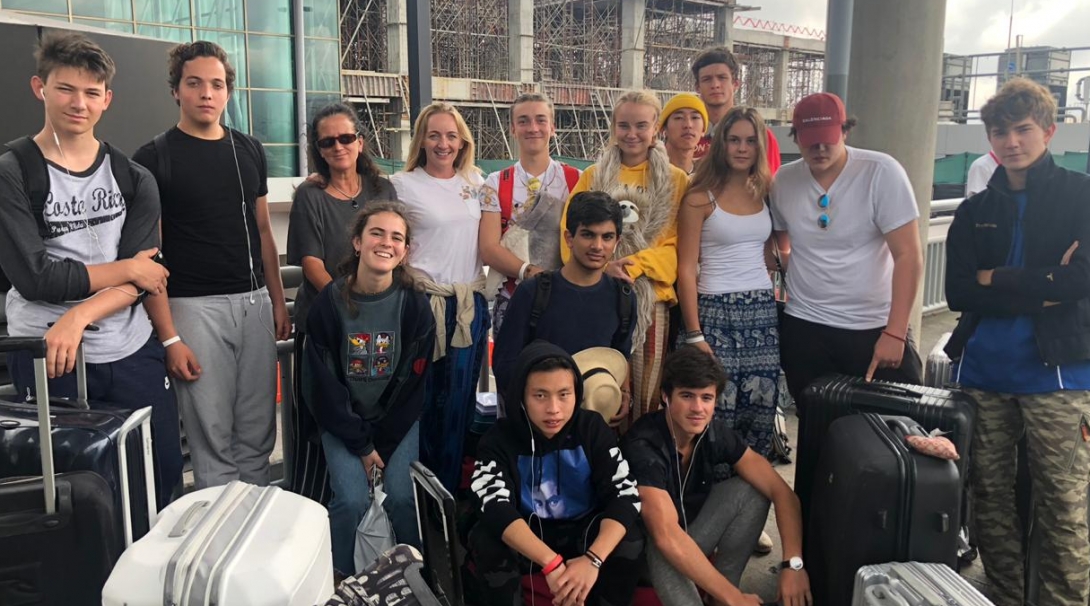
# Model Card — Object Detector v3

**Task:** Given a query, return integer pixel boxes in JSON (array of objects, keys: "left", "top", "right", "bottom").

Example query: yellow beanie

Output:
[{"left": 659, "top": 93, "right": 709, "bottom": 131}]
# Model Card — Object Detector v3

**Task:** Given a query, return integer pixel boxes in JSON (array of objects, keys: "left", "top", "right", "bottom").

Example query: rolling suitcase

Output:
[
  {"left": 324, "top": 545, "right": 442, "bottom": 606},
  {"left": 0, "top": 336, "right": 124, "bottom": 605},
  {"left": 103, "top": 480, "right": 334, "bottom": 605},
  {"left": 853, "top": 562, "right": 993, "bottom": 605},
  {"left": 807, "top": 414, "right": 962, "bottom": 606},
  {"left": 924, "top": 332, "right": 953, "bottom": 388},
  {"left": 411, "top": 461, "right": 464, "bottom": 606},
  {"left": 796, "top": 376, "right": 975, "bottom": 534}
]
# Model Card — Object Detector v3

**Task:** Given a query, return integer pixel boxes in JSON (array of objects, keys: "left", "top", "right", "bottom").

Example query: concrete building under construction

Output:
[{"left": 339, "top": 0, "right": 826, "bottom": 162}]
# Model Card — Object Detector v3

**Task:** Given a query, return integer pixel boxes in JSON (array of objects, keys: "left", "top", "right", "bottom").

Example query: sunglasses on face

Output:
[
  {"left": 817, "top": 193, "right": 830, "bottom": 229},
  {"left": 316, "top": 133, "right": 360, "bottom": 149}
]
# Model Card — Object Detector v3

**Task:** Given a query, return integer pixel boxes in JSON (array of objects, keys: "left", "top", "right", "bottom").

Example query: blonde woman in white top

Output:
[{"left": 391, "top": 102, "right": 490, "bottom": 492}]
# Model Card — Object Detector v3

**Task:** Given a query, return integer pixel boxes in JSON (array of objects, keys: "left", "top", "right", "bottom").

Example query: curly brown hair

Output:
[
  {"left": 167, "top": 40, "right": 236, "bottom": 96},
  {"left": 981, "top": 77, "right": 1057, "bottom": 133}
]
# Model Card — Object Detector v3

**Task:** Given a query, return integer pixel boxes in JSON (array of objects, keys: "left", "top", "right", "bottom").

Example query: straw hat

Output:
[{"left": 572, "top": 347, "right": 629, "bottom": 421}]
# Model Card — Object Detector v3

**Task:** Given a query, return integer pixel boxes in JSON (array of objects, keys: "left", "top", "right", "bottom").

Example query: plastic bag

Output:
[{"left": 353, "top": 466, "right": 396, "bottom": 573}]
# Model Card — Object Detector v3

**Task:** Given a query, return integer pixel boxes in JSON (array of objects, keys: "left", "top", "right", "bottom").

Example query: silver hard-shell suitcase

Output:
[
  {"left": 853, "top": 562, "right": 993, "bottom": 606},
  {"left": 925, "top": 332, "right": 953, "bottom": 388}
]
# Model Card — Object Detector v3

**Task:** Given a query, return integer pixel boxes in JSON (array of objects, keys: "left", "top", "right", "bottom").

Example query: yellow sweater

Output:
[{"left": 560, "top": 162, "right": 689, "bottom": 306}]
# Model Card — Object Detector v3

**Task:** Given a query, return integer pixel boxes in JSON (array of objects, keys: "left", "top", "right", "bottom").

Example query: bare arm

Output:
[
  {"left": 773, "top": 231, "right": 791, "bottom": 271},
  {"left": 255, "top": 195, "right": 291, "bottom": 340},
  {"left": 44, "top": 286, "right": 142, "bottom": 378},
  {"left": 301, "top": 255, "right": 334, "bottom": 293},
  {"left": 676, "top": 192, "right": 711, "bottom": 334},
  {"left": 884, "top": 220, "right": 923, "bottom": 338},
  {"left": 501, "top": 518, "right": 562, "bottom": 568}
]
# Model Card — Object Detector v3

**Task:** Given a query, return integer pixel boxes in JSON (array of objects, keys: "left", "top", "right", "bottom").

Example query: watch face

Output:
[{"left": 790, "top": 556, "right": 804, "bottom": 570}]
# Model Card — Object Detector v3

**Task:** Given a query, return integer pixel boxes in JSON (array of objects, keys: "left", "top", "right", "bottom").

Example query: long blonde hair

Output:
[
  {"left": 689, "top": 106, "right": 771, "bottom": 201},
  {"left": 404, "top": 102, "right": 478, "bottom": 178},
  {"left": 609, "top": 90, "right": 663, "bottom": 148}
]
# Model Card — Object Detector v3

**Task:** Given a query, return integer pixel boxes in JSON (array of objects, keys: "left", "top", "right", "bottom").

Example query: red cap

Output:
[{"left": 792, "top": 92, "right": 847, "bottom": 148}]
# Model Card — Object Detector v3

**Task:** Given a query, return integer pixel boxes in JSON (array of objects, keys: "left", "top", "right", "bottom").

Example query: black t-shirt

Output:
[
  {"left": 622, "top": 411, "right": 747, "bottom": 522},
  {"left": 133, "top": 127, "right": 269, "bottom": 297}
]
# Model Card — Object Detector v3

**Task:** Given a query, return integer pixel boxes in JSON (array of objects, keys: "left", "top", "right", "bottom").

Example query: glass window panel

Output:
[
  {"left": 304, "top": 39, "right": 338, "bottom": 92},
  {"left": 137, "top": 24, "right": 193, "bottom": 43},
  {"left": 248, "top": 35, "right": 294, "bottom": 90},
  {"left": 72, "top": 0, "right": 132, "bottom": 19},
  {"left": 134, "top": 0, "right": 190, "bottom": 26},
  {"left": 303, "top": 0, "right": 338, "bottom": 38},
  {"left": 73, "top": 19, "right": 135, "bottom": 34},
  {"left": 305, "top": 93, "right": 341, "bottom": 123},
  {"left": 196, "top": 30, "right": 247, "bottom": 88},
  {"left": 263, "top": 145, "right": 299, "bottom": 178},
  {"left": 225, "top": 90, "right": 250, "bottom": 134},
  {"left": 2, "top": 0, "right": 67, "bottom": 14},
  {"left": 250, "top": 90, "right": 296, "bottom": 144},
  {"left": 193, "top": 0, "right": 243, "bottom": 31},
  {"left": 246, "top": 0, "right": 291, "bottom": 35}
]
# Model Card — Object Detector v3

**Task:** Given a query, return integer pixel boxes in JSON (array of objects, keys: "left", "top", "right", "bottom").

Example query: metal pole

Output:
[
  {"left": 293, "top": 0, "right": 308, "bottom": 176},
  {"left": 406, "top": 0, "right": 433, "bottom": 125},
  {"left": 824, "top": 0, "right": 853, "bottom": 101}
]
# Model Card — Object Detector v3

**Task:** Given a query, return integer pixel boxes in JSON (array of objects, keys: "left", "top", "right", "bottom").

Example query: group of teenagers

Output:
[{"left": 3, "top": 27, "right": 1089, "bottom": 606}]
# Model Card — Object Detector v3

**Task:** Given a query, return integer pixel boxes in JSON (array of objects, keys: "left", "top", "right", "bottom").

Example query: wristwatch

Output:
[{"left": 781, "top": 556, "right": 804, "bottom": 571}]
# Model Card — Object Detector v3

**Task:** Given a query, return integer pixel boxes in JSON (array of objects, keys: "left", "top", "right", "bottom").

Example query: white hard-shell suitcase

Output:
[
  {"left": 102, "top": 480, "right": 334, "bottom": 605},
  {"left": 853, "top": 562, "right": 993, "bottom": 606},
  {"left": 924, "top": 332, "right": 953, "bottom": 388}
]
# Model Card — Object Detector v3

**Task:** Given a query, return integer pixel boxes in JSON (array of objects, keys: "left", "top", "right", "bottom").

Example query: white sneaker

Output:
[{"left": 754, "top": 531, "right": 774, "bottom": 555}]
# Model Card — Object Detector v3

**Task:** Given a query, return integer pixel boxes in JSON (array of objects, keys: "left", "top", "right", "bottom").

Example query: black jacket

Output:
[
  {"left": 469, "top": 341, "right": 641, "bottom": 538},
  {"left": 944, "top": 153, "right": 1090, "bottom": 365}
]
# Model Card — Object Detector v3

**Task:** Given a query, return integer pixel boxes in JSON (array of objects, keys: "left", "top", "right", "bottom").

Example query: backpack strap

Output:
[
  {"left": 612, "top": 278, "right": 634, "bottom": 351},
  {"left": 498, "top": 166, "right": 515, "bottom": 232},
  {"left": 103, "top": 142, "right": 135, "bottom": 204},
  {"left": 526, "top": 271, "right": 553, "bottom": 345},
  {"left": 4, "top": 137, "right": 51, "bottom": 239},
  {"left": 152, "top": 131, "right": 170, "bottom": 193},
  {"left": 560, "top": 163, "right": 580, "bottom": 193}
]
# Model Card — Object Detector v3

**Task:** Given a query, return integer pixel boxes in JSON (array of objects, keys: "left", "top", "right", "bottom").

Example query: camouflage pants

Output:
[{"left": 965, "top": 388, "right": 1090, "bottom": 606}]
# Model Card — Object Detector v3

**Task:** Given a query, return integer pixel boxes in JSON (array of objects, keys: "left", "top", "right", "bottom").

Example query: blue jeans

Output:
[{"left": 321, "top": 421, "right": 420, "bottom": 574}]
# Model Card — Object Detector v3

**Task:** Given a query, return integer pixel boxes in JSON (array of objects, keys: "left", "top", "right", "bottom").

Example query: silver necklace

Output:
[{"left": 328, "top": 175, "right": 361, "bottom": 209}]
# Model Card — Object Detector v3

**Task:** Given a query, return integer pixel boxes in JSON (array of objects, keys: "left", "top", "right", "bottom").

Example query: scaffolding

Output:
[
  {"left": 460, "top": 105, "right": 513, "bottom": 160},
  {"left": 733, "top": 42, "right": 779, "bottom": 109},
  {"left": 431, "top": 0, "right": 510, "bottom": 80},
  {"left": 643, "top": 0, "right": 719, "bottom": 91},
  {"left": 340, "top": 0, "right": 388, "bottom": 72},
  {"left": 534, "top": 0, "right": 622, "bottom": 86},
  {"left": 786, "top": 50, "right": 824, "bottom": 109}
]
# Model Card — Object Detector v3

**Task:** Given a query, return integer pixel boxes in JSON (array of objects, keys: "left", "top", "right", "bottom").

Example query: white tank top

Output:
[{"left": 697, "top": 191, "right": 773, "bottom": 295}]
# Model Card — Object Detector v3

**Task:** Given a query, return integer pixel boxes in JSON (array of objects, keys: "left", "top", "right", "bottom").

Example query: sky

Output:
[{"left": 744, "top": 0, "right": 1090, "bottom": 114}]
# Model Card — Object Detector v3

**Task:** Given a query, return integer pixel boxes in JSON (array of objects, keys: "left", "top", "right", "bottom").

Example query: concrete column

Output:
[
  {"left": 824, "top": 0, "right": 853, "bottom": 99},
  {"left": 508, "top": 0, "right": 534, "bottom": 83},
  {"left": 713, "top": 3, "right": 734, "bottom": 48},
  {"left": 386, "top": 0, "right": 409, "bottom": 74},
  {"left": 773, "top": 46, "right": 791, "bottom": 120},
  {"left": 619, "top": 0, "right": 645, "bottom": 89},
  {"left": 847, "top": 0, "right": 946, "bottom": 337}
]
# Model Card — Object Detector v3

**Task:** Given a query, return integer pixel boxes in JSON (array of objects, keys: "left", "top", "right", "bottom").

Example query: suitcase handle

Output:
[
  {"left": 117, "top": 407, "right": 158, "bottom": 546},
  {"left": 0, "top": 336, "right": 46, "bottom": 357},
  {"left": 884, "top": 416, "right": 926, "bottom": 440}
]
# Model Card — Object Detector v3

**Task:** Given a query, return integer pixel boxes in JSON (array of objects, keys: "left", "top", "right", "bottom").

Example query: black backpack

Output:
[
  {"left": 0, "top": 137, "right": 138, "bottom": 292},
  {"left": 526, "top": 271, "right": 634, "bottom": 352}
]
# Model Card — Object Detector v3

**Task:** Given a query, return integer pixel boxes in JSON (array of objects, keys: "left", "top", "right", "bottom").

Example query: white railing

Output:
[{"left": 923, "top": 198, "right": 962, "bottom": 315}]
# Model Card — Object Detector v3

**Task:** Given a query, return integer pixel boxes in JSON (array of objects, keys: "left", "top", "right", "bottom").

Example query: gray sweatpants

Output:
[
  {"left": 171, "top": 288, "right": 277, "bottom": 489},
  {"left": 647, "top": 477, "right": 771, "bottom": 605}
]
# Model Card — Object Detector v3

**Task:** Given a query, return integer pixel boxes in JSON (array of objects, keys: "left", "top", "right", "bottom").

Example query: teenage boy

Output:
[
  {"left": 480, "top": 93, "right": 580, "bottom": 335},
  {"left": 623, "top": 347, "right": 811, "bottom": 606},
  {"left": 0, "top": 31, "right": 181, "bottom": 505},
  {"left": 945, "top": 78, "right": 1090, "bottom": 606},
  {"left": 468, "top": 340, "right": 643, "bottom": 606},
  {"left": 660, "top": 93, "right": 708, "bottom": 174},
  {"left": 690, "top": 47, "right": 780, "bottom": 172},
  {"left": 133, "top": 41, "right": 291, "bottom": 489},
  {"left": 492, "top": 191, "right": 636, "bottom": 425}
]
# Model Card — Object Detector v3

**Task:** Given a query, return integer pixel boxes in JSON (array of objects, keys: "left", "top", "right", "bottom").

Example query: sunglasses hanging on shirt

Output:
[{"left": 817, "top": 193, "right": 831, "bottom": 230}]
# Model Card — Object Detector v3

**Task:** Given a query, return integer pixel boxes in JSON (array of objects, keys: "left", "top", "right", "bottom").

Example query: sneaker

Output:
[{"left": 754, "top": 531, "right": 774, "bottom": 555}]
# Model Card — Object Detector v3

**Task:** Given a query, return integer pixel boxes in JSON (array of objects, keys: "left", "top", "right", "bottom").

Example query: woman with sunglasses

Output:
[
  {"left": 286, "top": 102, "right": 396, "bottom": 503},
  {"left": 391, "top": 102, "right": 491, "bottom": 493},
  {"left": 561, "top": 90, "right": 690, "bottom": 426},
  {"left": 676, "top": 106, "right": 781, "bottom": 463}
]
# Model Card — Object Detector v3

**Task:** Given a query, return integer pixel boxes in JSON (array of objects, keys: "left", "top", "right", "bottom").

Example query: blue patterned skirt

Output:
[{"left": 693, "top": 288, "right": 781, "bottom": 457}]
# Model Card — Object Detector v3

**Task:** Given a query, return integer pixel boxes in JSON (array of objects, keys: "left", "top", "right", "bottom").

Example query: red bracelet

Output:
[
  {"left": 542, "top": 554, "right": 564, "bottom": 576},
  {"left": 882, "top": 330, "right": 907, "bottom": 343}
]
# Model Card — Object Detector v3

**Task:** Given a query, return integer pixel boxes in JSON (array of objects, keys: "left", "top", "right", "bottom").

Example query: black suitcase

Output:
[
  {"left": 807, "top": 413, "right": 962, "bottom": 606},
  {"left": 796, "top": 376, "right": 975, "bottom": 529},
  {"left": 411, "top": 461, "right": 464, "bottom": 606},
  {"left": 0, "top": 336, "right": 124, "bottom": 605},
  {"left": 324, "top": 545, "right": 442, "bottom": 606}
]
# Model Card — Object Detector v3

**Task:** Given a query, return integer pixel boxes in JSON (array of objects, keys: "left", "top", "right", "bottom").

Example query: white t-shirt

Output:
[
  {"left": 391, "top": 167, "right": 485, "bottom": 285},
  {"left": 965, "top": 152, "right": 1000, "bottom": 196},
  {"left": 481, "top": 160, "right": 575, "bottom": 220},
  {"left": 770, "top": 146, "right": 919, "bottom": 330}
]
